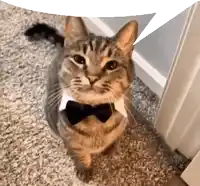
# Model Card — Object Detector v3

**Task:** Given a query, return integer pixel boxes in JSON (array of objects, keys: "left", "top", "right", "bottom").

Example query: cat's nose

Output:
[{"left": 88, "top": 76, "right": 98, "bottom": 85}]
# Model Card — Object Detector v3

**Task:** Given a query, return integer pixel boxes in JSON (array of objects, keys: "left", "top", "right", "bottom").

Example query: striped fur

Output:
[{"left": 42, "top": 16, "right": 138, "bottom": 182}]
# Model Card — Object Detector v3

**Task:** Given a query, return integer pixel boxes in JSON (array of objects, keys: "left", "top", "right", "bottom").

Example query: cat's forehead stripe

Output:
[
  {"left": 89, "top": 40, "right": 94, "bottom": 51},
  {"left": 95, "top": 38, "right": 102, "bottom": 52},
  {"left": 79, "top": 36, "right": 116, "bottom": 58},
  {"left": 107, "top": 48, "right": 113, "bottom": 57},
  {"left": 82, "top": 43, "right": 87, "bottom": 54},
  {"left": 91, "top": 37, "right": 114, "bottom": 56},
  {"left": 100, "top": 40, "right": 109, "bottom": 52}
]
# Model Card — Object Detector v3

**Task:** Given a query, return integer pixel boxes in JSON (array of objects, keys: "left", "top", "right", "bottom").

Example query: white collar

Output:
[{"left": 59, "top": 92, "right": 127, "bottom": 118}]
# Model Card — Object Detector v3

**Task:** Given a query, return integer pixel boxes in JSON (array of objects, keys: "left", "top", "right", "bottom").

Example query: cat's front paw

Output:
[{"left": 76, "top": 167, "right": 93, "bottom": 183}]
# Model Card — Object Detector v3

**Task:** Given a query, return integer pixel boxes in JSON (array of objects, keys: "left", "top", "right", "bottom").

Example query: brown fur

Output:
[{"left": 44, "top": 16, "right": 138, "bottom": 182}]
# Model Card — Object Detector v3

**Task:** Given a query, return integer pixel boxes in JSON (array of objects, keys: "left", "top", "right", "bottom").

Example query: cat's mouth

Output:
[
  {"left": 76, "top": 86, "right": 108, "bottom": 94},
  {"left": 69, "top": 87, "right": 121, "bottom": 105}
]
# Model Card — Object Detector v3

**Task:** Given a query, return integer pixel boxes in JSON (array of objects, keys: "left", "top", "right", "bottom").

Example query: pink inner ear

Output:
[
  {"left": 65, "top": 17, "right": 88, "bottom": 36},
  {"left": 115, "top": 24, "right": 138, "bottom": 54},
  {"left": 115, "top": 21, "right": 138, "bottom": 45},
  {"left": 64, "top": 22, "right": 73, "bottom": 36}
]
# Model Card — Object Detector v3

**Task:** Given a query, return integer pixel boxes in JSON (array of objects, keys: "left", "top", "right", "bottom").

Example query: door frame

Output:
[
  {"left": 154, "top": 2, "right": 200, "bottom": 186},
  {"left": 181, "top": 151, "right": 200, "bottom": 186}
]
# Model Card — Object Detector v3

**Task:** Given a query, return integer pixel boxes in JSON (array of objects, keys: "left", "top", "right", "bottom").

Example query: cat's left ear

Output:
[
  {"left": 114, "top": 20, "right": 138, "bottom": 55},
  {"left": 64, "top": 16, "right": 88, "bottom": 45}
]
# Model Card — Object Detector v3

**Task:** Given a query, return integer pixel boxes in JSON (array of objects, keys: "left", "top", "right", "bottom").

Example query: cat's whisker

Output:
[
  {"left": 124, "top": 104, "right": 135, "bottom": 122},
  {"left": 47, "top": 92, "right": 61, "bottom": 106},
  {"left": 63, "top": 84, "right": 72, "bottom": 90},
  {"left": 123, "top": 94, "right": 136, "bottom": 121},
  {"left": 48, "top": 83, "right": 69, "bottom": 94},
  {"left": 48, "top": 87, "right": 62, "bottom": 95},
  {"left": 109, "top": 88, "right": 135, "bottom": 122},
  {"left": 125, "top": 86, "right": 135, "bottom": 99},
  {"left": 107, "top": 88, "right": 118, "bottom": 102},
  {"left": 128, "top": 86, "right": 134, "bottom": 95},
  {"left": 105, "top": 88, "right": 115, "bottom": 112},
  {"left": 49, "top": 83, "right": 62, "bottom": 89},
  {"left": 61, "top": 83, "right": 71, "bottom": 88},
  {"left": 110, "top": 90, "right": 122, "bottom": 104},
  {"left": 47, "top": 87, "right": 62, "bottom": 101},
  {"left": 47, "top": 89, "right": 62, "bottom": 100},
  {"left": 128, "top": 82, "right": 135, "bottom": 90},
  {"left": 123, "top": 95, "right": 134, "bottom": 107},
  {"left": 48, "top": 86, "right": 71, "bottom": 102},
  {"left": 48, "top": 93, "right": 62, "bottom": 113},
  {"left": 49, "top": 99, "right": 61, "bottom": 115}
]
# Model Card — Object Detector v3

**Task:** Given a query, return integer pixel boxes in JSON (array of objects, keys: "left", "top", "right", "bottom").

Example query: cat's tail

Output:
[{"left": 24, "top": 23, "right": 64, "bottom": 47}]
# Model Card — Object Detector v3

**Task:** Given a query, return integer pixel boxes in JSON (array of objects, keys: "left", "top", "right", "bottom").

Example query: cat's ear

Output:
[
  {"left": 64, "top": 16, "right": 88, "bottom": 44},
  {"left": 114, "top": 20, "right": 138, "bottom": 55}
]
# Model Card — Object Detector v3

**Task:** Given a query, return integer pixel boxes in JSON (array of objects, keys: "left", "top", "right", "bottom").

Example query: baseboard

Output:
[
  {"left": 84, "top": 17, "right": 166, "bottom": 97},
  {"left": 133, "top": 52, "right": 166, "bottom": 97}
]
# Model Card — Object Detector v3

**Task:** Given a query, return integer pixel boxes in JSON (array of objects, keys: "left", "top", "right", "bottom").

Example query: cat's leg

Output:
[
  {"left": 74, "top": 150, "right": 93, "bottom": 182},
  {"left": 67, "top": 143, "right": 93, "bottom": 182},
  {"left": 102, "top": 116, "right": 127, "bottom": 156},
  {"left": 102, "top": 142, "right": 116, "bottom": 156}
]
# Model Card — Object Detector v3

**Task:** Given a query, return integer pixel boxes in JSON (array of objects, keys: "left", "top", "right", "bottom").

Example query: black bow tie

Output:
[{"left": 61, "top": 101, "right": 114, "bottom": 125}]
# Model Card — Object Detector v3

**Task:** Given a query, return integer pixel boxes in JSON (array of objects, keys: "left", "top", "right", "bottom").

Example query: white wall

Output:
[{"left": 137, "top": 11, "right": 187, "bottom": 77}]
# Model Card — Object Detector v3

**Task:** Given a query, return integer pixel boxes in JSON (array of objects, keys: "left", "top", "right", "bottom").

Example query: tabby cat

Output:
[{"left": 25, "top": 17, "right": 138, "bottom": 182}]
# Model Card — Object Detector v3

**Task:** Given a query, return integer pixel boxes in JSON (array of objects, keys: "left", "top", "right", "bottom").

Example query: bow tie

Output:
[{"left": 61, "top": 101, "right": 114, "bottom": 125}]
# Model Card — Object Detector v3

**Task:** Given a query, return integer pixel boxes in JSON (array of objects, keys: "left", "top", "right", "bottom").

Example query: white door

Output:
[
  {"left": 181, "top": 151, "right": 200, "bottom": 186},
  {"left": 154, "top": 2, "right": 200, "bottom": 186}
]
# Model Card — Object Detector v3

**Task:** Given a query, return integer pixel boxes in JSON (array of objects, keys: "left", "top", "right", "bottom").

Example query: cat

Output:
[{"left": 25, "top": 17, "right": 138, "bottom": 182}]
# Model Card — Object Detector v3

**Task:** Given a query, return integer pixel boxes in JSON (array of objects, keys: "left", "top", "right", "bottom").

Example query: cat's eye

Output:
[
  {"left": 73, "top": 55, "right": 86, "bottom": 65},
  {"left": 105, "top": 60, "right": 118, "bottom": 70}
]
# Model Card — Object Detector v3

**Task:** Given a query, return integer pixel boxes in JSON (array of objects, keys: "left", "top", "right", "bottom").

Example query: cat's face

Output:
[{"left": 59, "top": 17, "right": 138, "bottom": 105}]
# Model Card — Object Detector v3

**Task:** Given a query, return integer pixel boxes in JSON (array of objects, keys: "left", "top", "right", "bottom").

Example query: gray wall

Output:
[
  {"left": 101, "top": 10, "right": 187, "bottom": 77},
  {"left": 101, "top": 15, "right": 154, "bottom": 36}
]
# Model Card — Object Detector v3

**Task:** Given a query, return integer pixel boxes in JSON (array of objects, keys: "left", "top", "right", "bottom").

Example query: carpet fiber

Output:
[{"left": 0, "top": 3, "right": 188, "bottom": 186}]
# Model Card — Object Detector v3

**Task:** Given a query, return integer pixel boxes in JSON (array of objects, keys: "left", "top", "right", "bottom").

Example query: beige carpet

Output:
[{"left": 0, "top": 4, "right": 188, "bottom": 186}]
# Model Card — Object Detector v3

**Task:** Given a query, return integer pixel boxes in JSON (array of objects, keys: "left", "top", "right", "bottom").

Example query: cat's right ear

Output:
[
  {"left": 64, "top": 16, "right": 88, "bottom": 46},
  {"left": 114, "top": 20, "right": 138, "bottom": 56}
]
